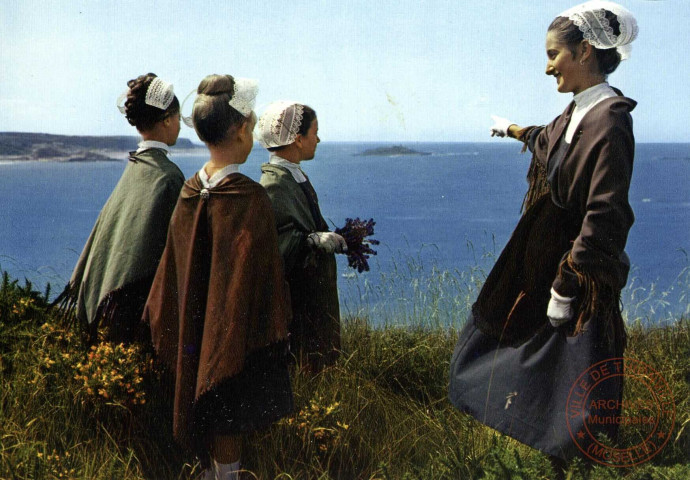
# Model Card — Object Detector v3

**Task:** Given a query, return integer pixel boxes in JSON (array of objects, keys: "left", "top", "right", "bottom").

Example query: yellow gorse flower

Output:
[
  {"left": 280, "top": 393, "right": 349, "bottom": 456},
  {"left": 74, "top": 340, "right": 151, "bottom": 407}
]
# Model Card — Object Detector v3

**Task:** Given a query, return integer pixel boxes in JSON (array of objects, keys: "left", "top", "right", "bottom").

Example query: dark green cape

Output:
[{"left": 66, "top": 148, "right": 183, "bottom": 335}]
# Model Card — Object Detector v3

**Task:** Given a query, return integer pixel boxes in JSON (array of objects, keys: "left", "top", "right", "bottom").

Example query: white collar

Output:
[
  {"left": 199, "top": 163, "right": 240, "bottom": 189},
  {"left": 565, "top": 83, "right": 617, "bottom": 143},
  {"left": 136, "top": 140, "right": 169, "bottom": 154},
  {"left": 269, "top": 153, "right": 307, "bottom": 183},
  {"left": 573, "top": 82, "right": 616, "bottom": 109}
]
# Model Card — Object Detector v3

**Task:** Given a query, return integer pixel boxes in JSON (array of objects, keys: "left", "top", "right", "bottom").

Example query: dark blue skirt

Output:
[{"left": 449, "top": 312, "right": 622, "bottom": 460}]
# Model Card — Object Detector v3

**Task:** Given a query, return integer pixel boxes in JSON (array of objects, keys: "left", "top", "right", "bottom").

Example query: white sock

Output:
[{"left": 212, "top": 459, "right": 240, "bottom": 480}]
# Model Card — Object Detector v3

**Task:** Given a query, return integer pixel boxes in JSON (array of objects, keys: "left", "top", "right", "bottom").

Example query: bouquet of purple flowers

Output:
[{"left": 335, "top": 217, "right": 380, "bottom": 273}]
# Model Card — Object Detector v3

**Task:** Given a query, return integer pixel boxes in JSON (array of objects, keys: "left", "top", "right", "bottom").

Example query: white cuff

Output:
[{"left": 547, "top": 288, "right": 575, "bottom": 327}]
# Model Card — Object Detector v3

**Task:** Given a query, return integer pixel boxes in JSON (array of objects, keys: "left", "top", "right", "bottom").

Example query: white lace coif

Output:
[
  {"left": 560, "top": 1, "right": 638, "bottom": 60},
  {"left": 256, "top": 101, "right": 305, "bottom": 149},
  {"left": 145, "top": 77, "right": 176, "bottom": 110},
  {"left": 116, "top": 76, "right": 175, "bottom": 114},
  {"left": 228, "top": 77, "right": 259, "bottom": 117},
  {"left": 179, "top": 77, "right": 258, "bottom": 128}
]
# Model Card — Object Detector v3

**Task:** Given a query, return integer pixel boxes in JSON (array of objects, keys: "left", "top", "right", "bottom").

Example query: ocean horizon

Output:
[{"left": 1, "top": 141, "right": 688, "bottom": 323}]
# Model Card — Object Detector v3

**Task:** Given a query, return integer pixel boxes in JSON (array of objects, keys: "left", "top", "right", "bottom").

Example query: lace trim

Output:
[
  {"left": 561, "top": 2, "right": 638, "bottom": 60},
  {"left": 571, "top": 9, "right": 616, "bottom": 48},
  {"left": 257, "top": 102, "right": 305, "bottom": 148},
  {"left": 228, "top": 78, "right": 258, "bottom": 117},
  {"left": 145, "top": 77, "right": 175, "bottom": 111},
  {"left": 271, "top": 103, "right": 304, "bottom": 145}
]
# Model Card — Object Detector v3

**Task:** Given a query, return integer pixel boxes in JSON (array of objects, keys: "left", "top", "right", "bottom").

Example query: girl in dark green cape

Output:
[{"left": 57, "top": 73, "right": 184, "bottom": 341}]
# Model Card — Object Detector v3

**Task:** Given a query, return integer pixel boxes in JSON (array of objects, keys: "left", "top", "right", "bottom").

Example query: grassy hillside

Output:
[{"left": 0, "top": 271, "right": 688, "bottom": 479}]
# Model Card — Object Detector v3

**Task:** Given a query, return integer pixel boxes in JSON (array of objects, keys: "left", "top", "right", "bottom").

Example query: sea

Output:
[{"left": 1, "top": 142, "right": 688, "bottom": 323}]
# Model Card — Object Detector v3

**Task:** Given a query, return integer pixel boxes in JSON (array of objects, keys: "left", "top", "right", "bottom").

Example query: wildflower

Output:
[{"left": 334, "top": 217, "right": 379, "bottom": 273}]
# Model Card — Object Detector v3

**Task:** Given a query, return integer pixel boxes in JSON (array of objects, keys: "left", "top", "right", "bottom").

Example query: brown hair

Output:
[
  {"left": 123, "top": 73, "right": 180, "bottom": 132},
  {"left": 192, "top": 74, "right": 248, "bottom": 146},
  {"left": 548, "top": 12, "right": 622, "bottom": 75}
]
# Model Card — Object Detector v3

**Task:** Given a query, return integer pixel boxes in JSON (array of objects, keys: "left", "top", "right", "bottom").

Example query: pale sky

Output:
[{"left": 0, "top": 0, "right": 685, "bottom": 142}]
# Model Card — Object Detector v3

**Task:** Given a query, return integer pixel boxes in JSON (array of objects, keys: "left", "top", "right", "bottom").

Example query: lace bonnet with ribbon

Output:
[
  {"left": 559, "top": 1, "right": 638, "bottom": 60},
  {"left": 255, "top": 101, "right": 306, "bottom": 149},
  {"left": 181, "top": 77, "right": 259, "bottom": 128},
  {"left": 117, "top": 76, "right": 175, "bottom": 114}
]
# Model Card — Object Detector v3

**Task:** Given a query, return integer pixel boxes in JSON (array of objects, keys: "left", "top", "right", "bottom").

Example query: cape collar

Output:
[
  {"left": 136, "top": 140, "right": 169, "bottom": 154},
  {"left": 573, "top": 83, "right": 616, "bottom": 110},
  {"left": 269, "top": 153, "right": 307, "bottom": 183},
  {"left": 199, "top": 163, "right": 240, "bottom": 189}
]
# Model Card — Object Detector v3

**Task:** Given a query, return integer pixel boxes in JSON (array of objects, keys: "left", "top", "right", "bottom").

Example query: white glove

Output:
[
  {"left": 307, "top": 232, "right": 348, "bottom": 254},
  {"left": 547, "top": 288, "right": 575, "bottom": 327},
  {"left": 490, "top": 115, "right": 515, "bottom": 138}
]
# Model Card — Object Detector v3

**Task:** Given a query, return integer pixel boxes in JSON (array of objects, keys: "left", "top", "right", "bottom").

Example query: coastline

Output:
[
  {"left": 0, "top": 147, "right": 207, "bottom": 164},
  {"left": 0, "top": 132, "right": 204, "bottom": 164}
]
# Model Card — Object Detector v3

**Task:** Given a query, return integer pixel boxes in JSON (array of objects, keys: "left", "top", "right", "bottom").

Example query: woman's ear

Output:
[
  {"left": 236, "top": 120, "right": 248, "bottom": 140},
  {"left": 579, "top": 40, "right": 594, "bottom": 64}
]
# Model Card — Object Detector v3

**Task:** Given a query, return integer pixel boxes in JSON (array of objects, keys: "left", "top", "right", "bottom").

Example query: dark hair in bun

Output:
[
  {"left": 124, "top": 73, "right": 180, "bottom": 132},
  {"left": 192, "top": 74, "right": 248, "bottom": 145},
  {"left": 548, "top": 10, "right": 622, "bottom": 76}
]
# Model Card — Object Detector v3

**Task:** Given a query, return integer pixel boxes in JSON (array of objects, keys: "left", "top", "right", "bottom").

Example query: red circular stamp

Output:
[{"left": 566, "top": 357, "right": 675, "bottom": 468}]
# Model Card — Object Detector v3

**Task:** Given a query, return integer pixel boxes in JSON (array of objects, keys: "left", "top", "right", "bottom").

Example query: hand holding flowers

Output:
[{"left": 335, "top": 218, "right": 380, "bottom": 273}]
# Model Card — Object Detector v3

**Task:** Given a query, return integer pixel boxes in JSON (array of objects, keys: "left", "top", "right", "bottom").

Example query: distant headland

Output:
[
  {"left": 0, "top": 132, "right": 200, "bottom": 162},
  {"left": 354, "top": 145, "right": 431, "bottom": 157}
]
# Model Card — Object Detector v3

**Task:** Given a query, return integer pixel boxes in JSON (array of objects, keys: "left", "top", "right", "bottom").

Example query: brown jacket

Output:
[
  {"left": 143, "top": 172, "right": 290, "bottom": 449},
  {"left": 528, "top": 93, "right": 636, "bottom": 290},
  {"left": 473, "top": 93, "right": 635, "bottom": 346}
]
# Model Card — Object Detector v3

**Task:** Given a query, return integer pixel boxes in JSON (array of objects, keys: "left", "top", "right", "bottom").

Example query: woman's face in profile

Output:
[{"left": 545, "top": 30, "right": 587, "bottom": 95}]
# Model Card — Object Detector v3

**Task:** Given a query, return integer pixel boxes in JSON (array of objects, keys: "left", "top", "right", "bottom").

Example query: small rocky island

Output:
[
  {"left": 0, "top": 132, "right": 199, "bottom": 162},
  {"left": 355, "top": 145, "right": 431, "bottom": 157}
]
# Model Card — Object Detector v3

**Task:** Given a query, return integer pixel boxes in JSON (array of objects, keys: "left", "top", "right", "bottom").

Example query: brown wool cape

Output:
[{"left": 143, "top": 172, "right": 291, "bottom": 450}]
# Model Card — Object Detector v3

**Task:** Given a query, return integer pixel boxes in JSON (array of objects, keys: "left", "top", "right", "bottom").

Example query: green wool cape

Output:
[
  {"left": 67, "top": 148, "right": 184, "bottom": 334},
  {"left": 260, "top": 163, "right": 340, "bottom": 371}
]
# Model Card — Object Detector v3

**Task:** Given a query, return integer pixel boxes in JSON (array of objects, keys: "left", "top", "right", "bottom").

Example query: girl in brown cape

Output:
[
  {"left": 143, "top": 74, "right": 292, "bottom": 480},
  {"left": 449, "top": 1, "right": 638, "bottom": 475}
]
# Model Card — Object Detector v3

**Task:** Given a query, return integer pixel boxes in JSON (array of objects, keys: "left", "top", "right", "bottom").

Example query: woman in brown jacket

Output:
[{"left": 449, "top": 1, "right": 639, "bottom": 472}]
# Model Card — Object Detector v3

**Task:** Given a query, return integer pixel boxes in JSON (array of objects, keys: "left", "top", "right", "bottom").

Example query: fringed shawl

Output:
[
  {"left": 474, "top": 100, "right": 633, "bottom": 352},
  {"left": 53, "top": 149, "right": 183, "bottom": 338},
  {"left": 143, "top": 172, "right": 291, "bottom": 451}
]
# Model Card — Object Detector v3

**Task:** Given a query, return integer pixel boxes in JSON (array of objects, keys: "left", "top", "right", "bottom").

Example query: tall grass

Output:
[
  {"left": 1, "top": 261, "right": 689, "bottom": 479},
  {"left": 339, "top": 241, "right": 495, "bottom": 329},
  {"left": 623, "top": 263, "right": 690, "bottom": 324}
]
